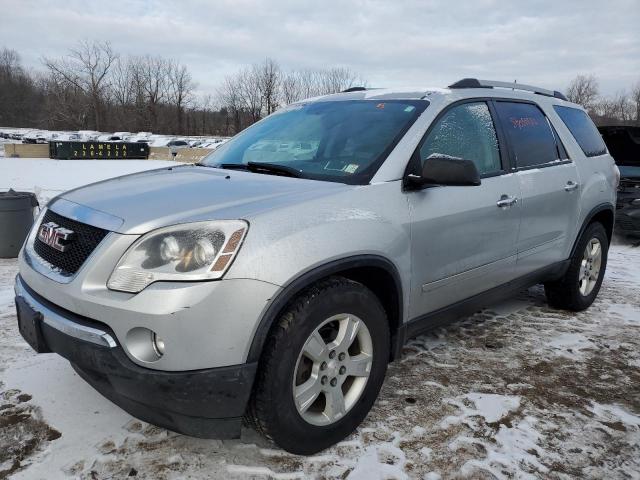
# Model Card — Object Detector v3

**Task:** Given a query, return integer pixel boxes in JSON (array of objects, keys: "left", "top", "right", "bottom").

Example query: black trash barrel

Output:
[{"left": 0, "top": 189, "right": 39, "bottom": 258}]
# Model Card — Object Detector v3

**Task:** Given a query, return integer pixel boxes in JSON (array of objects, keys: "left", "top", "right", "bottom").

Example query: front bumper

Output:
[
  {"left": 15, "top": 275, "right": 257, "bottom": 438},
  {"left": 19, "top": 231, "right": 280, "bottom": 371}
]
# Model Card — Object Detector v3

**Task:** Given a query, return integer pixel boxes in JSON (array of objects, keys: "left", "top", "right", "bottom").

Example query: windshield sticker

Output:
[
  {"left": 344, "top": 164, "right": 359, "bottom": 174},
  {"left": 376, "top": 103, "right": 385, "bottom": 109},
  {"left": 404, "top": 105, "right": 416, "bottom": 112}
]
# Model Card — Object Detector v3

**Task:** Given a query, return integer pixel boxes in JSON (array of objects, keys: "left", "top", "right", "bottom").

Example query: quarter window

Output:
[
  {"left": 494, "top": 101, "right": 560, "bottom": 168},
  {"left": 553, "top": 105, "right": 607, "bottom": 157},
  {"left": 419, "top": 102, "right": 502, "bottom": 175}
]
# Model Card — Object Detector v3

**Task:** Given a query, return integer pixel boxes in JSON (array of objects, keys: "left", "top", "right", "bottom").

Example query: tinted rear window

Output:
[
  {"left": 553, "top": 105, "right": 607, "bottom": 157},
  {"left": 494, "top": 102, "right": 559, "bottom": 168}
]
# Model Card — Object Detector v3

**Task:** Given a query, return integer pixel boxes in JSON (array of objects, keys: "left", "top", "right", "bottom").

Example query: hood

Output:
[{"left": 50, "top": 165, "right": 348, "bottom": 234}]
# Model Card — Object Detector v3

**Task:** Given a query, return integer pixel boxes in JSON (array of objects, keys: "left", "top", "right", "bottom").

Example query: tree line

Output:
[
  {"left": 566, "top": 74, "right": 640, "bottom": 126},
  {"left": 0, "top": 41, "right": 364, "bottom": 136},
  {"left": 1, "top": 40, "right": 638, "bottom": 137}
]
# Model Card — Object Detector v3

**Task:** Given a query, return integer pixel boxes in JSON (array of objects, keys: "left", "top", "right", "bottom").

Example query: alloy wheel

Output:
[
  {"left": 579, "top": 238, "right": 602, "bottom": 296},
  {"left": 292, "top": 314, "right": 373, "bottom": 426}
]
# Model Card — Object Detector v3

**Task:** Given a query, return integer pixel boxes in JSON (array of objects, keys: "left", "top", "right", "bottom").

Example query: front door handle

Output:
[
  {"left": 565, "top": 181, "right": 579, "bottom": 192},
  {"left": 496, "top": 195, "right": 518, "bottom": 208}
]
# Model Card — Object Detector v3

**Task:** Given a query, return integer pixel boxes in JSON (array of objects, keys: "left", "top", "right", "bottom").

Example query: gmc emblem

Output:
[{"left": 37, "top": 222, "right": 75, "bottom": 252}]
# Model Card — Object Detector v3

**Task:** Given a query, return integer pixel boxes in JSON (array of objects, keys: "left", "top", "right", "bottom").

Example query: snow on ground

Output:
[
  {"left": 1, "top": 159, "right": 639, "bottom": 479},
  {"left": 1, "top": 158, "right": 180, "bottom": 206}
]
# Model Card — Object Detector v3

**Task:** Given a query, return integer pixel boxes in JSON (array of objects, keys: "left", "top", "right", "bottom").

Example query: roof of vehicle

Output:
[{"left": 301, "top": 78, "right": 577, "bottom": 108}]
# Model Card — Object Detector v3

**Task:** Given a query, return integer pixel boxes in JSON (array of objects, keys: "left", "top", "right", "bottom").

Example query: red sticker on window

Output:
[{"left": 511, "top": 117, "right": 539, "bottom": 129}]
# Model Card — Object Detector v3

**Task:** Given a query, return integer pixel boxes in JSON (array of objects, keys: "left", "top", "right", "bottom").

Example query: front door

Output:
[{"left": 407, "top": 101, "right": 521, "bottom": 318}]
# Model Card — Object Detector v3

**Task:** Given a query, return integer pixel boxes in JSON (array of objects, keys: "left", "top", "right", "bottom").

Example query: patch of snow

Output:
[
  {"left": 466, "top": 393, "right": 521, "bottom": 423},
  {"left": 226, "top": 465, "right": 303, "bottom": 479},
  {"left": 4, "top": 355, "right": 134, "bottom": 480},
  {"left": 0, "top": 158, "right": 179, "bottom": 206},
  {"left": 423, "top": 473, "right": 442, "bottom": 480},
  {"left": 441, "top": 393, "right": 521, "bottom": 427},
  {"left": 604, "top": 304, "right": 640, "bottom": 326},
  {"left": 459, "top": 416, "right": 548, "bottom": 480},
  {"left": 590, "top": 402, "right": 640, "bottom": 428},
  {"left": 545, "top": 332, "right": 594, "bottom": 358},
  {"left": 347, "top": 440, "right": 408, "bottom": 480},
  {"left": 0, "top": 285, "right": 15, "bottom": 310}
]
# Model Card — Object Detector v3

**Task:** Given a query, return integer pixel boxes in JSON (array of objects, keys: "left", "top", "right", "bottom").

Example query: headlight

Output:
[{"left": 107, "top": 220, "right": 248, "bottom": 293}]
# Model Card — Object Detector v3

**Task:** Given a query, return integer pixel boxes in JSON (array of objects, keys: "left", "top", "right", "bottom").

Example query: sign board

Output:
[{"left": 49, "top": 141, "right": 149, "bottom": 160}]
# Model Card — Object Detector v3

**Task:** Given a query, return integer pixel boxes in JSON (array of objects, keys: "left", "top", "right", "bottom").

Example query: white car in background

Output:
[
  {"left": 22, "top": 130, "right": 50, "bottom": 144},
  {"left": 200, "top": 138, "right": 228, "bottom": 149},
  {"left": 125, "top": 132, "right": 152, "bottom": 143},
  {"left": 52, "top": 132, "right": 82, "bottom": 142},
  {"left": 77, "top": 131, "right": 101, "bottom": 141}
]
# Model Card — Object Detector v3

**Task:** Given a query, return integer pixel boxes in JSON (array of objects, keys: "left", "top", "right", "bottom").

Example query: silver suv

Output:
[{"left": 15, "top": 79, "right": 618, "bottom": 454}]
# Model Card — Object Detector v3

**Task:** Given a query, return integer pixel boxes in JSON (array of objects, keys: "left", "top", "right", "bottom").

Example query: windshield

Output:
[{"left": 201, "top": 99, "right": 428, "bottom": 184}]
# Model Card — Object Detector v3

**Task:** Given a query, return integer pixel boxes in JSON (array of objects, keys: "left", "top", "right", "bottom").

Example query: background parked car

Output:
[{"left": 599, "top": 125, "right": 640, "bottom": 237}]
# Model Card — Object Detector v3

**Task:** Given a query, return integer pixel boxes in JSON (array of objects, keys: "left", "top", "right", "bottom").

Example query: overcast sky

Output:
[{"left": 1, "top": 0, "right": 638, "bottom": 101}]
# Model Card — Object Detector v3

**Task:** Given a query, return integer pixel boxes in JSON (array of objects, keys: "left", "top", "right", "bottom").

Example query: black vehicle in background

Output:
[{"left": 599, "top": 126, "right": 640, "bottom": 237}]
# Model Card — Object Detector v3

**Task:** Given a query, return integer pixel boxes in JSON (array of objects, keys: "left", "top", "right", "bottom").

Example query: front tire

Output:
[
  {"left": 544, "top": 222, "right": 608, "bottom": 311},
  {"left": 247, "top": 277, "right": 389, "bottom": 454}
]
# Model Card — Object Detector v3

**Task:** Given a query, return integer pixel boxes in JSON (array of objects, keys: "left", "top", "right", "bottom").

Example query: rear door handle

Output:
[
  {"left": 565, "top": 181, "right": 579, "bottom": 192},
  {"left": 496, "top": 195, "right": 518, "bottom": 208}
]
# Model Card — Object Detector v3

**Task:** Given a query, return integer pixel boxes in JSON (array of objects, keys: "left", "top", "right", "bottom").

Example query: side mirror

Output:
[{"left": 407, "top": 154, "right": 481, "bottom": 188}]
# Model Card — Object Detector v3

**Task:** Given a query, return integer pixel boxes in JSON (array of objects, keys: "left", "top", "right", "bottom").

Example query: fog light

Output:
[
  {"left": 126, "top": 327, "right": 164, "bottom": 362},
  {"left": 153, "top": 334, "right": 166, "bottom": 356}
]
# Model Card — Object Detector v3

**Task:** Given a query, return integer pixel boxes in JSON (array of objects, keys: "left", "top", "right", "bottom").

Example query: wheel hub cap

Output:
[
  {"left": 293, "top": 314, "right": 373, "bottom": 426},
  {"left": 579, "top": 238, "right": 602, "bottom": 296}
]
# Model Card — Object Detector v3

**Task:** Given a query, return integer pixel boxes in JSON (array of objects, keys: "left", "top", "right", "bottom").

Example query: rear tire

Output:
[
  {"left": 544, "top": 222, "right": 608, "bottom": 311},
  {"left": 247, "top": 276, "right": 389, "bottom": 454}
]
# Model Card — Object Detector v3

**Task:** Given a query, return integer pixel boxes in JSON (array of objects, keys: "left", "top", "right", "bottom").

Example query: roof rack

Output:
[
  {"left": 342, "top": 86, "right": 367, "bottom": 93},
  {"left": 448, "top": 78, "right": 567, "bottom": 101}
]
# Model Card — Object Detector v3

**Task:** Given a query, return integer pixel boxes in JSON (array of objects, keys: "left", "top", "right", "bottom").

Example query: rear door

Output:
[
  {"left": 407, "top": 100, "right": 521, "bottom": 318},
  {"left": 493, "top": 101, "right": 581, "bottom": 275}
]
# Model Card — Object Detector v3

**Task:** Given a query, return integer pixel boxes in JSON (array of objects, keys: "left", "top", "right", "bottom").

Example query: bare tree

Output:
[
  {"left": 566, "top": 74, "right": 599, "bottom": 110},
  {"left": 218, "top": 74, "right": 244, "bottom": 134},
  {"left": 0, "top": 47, "right": 43, "bottom": 127},
  {"left": 43, "top": 40, "right": 117, "bottom": 130},
  {"left": 280, "top": 70, "right": 303, "bottom": 105},
  {"left": 239, "top": 67, "right": 263, "bottom": 122},
  {"left": 111, "top": 57, "right": 135, "bottom": 107},
  {"left": 137, "top": 55, "right": 170, "bottom": 131},
  {"left": 0, "top": 47, "right": 20, "bottom": 74},
  {"left": 257, "top": 58, "right": 281, "bottom": 115},
  {"left": 278, "top": 66, "right": 365, "bottom": 105},
  {"left": 5, "top": 44, "right": 376, "bottom": 135},
  {"left": 631, "top": 81, "right": 640, "bottom": 125},
  {"left": 168, "top": 60, "right": 195, "bottom": 134},
  {"left": 318, "top": 66, "right": 363, "bottom": 94},
  {"left": 611, "top": 91, "right": 633, "bottom": 122}
]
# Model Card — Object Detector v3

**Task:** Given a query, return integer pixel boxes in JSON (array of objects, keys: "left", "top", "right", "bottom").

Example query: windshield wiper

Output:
[
  {"left": 216, "top": 162, "right": 303, "bottom": 178},
  {"left": 217, "top": 163, "right": 250, "bottom": 170},
  {"left": 247, "top": 162, "right": 303, "bottom": 178}
]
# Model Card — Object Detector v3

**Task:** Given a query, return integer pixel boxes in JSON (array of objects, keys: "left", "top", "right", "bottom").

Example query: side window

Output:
[
  {"left": 419, "top": 102, "right": 502, "bottom": 176},
  {"left": 553, "top": 105, "right": 607, "bottom": 157},
  {"left": 494, "top": 101, "right": 559, "bottom": 168}
]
